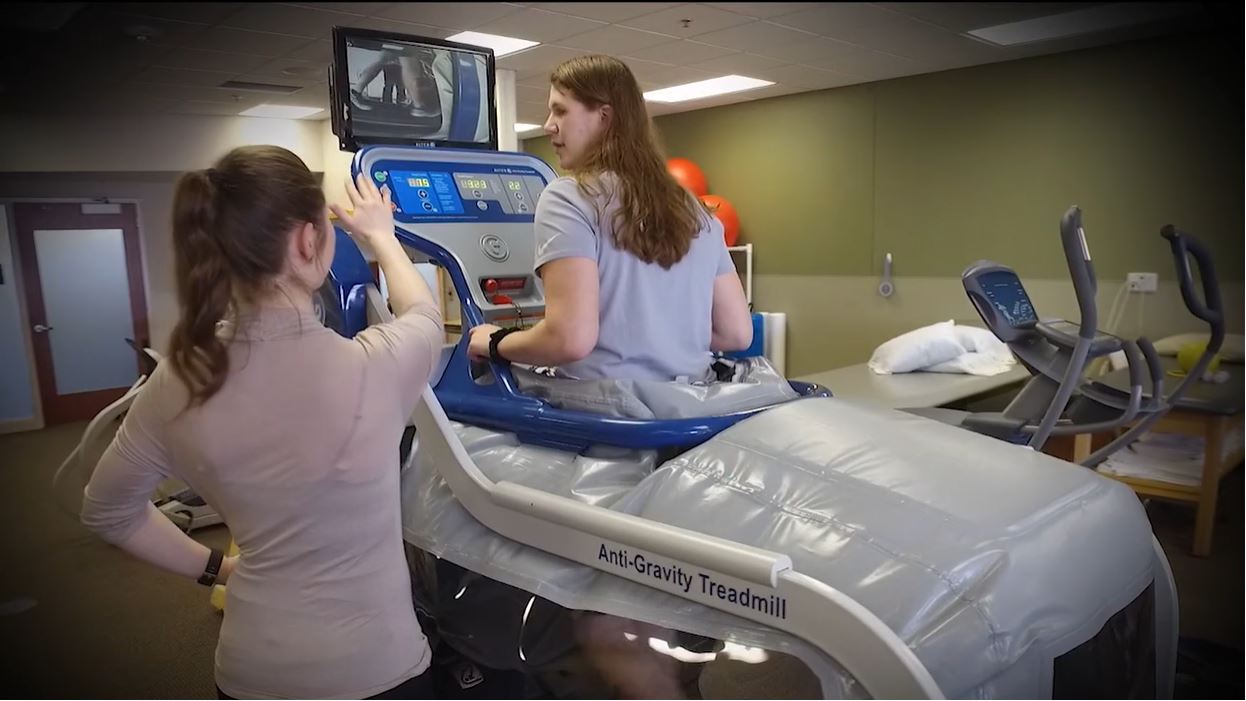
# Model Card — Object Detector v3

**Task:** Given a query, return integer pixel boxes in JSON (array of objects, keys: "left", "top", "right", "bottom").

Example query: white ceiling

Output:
[{"left": 0, "top": 2, "right": 1212, "bottom": 126}]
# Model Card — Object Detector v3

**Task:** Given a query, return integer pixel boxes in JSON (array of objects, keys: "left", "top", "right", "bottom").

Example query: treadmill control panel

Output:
[{"left": 373, "top": 159, "right": 547, "bottom": 223}]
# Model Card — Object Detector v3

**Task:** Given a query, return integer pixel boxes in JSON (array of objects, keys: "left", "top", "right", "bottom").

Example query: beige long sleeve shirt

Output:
[{"left": 82, "top": 302, "right": 442, "bottom": 699}]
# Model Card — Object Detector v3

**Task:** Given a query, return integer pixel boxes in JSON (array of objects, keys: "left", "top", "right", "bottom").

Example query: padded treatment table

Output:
[
  {"left": 1086, "top": 357, "right": 1244, "bottom": 557},
  {"left": 796, "top": 363, "right": 1030, "bottom": 410}
]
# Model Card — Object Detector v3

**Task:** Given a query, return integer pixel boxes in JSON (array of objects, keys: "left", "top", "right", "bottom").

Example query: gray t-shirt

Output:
[{"left": 533, "top": 174, "right": 736, "bottom": 382}]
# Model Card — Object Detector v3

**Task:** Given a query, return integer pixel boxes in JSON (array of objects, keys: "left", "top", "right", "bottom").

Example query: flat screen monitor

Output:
[{"left": 330, "top": 27, "right": 497, "bottom": 151}]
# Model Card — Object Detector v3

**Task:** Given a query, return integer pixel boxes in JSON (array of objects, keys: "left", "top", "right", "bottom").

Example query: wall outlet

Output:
[{"left": 1126, "top": 272, "right": 1157, "bottom": 293}]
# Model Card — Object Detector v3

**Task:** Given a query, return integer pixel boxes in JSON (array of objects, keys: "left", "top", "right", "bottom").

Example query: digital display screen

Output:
[
  {"left": 458, "top": 177, "right": 490, "bottom": 191},
  {"left": 978, "top": 270, "right": 1037, "bottom": 327},
  {"left": 385, "top": 169, "right": 463, "bottom": 215}
]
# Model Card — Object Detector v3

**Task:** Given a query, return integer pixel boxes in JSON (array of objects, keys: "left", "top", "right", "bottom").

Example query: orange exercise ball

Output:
[
  {"left": 699, "top": 194, "right": 740, "bottom": 246},
  {"left": 666, "top": 157, "right": 708, "bottom": 197}
]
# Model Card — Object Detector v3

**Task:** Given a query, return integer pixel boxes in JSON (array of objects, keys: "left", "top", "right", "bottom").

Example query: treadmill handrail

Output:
[
  {"left": 413, "top": 382, "right": 944, "bottom": 699},
  {"left": 345, "top": 145, "right": 828, "bottom": 451},
  {"left": 385, "top": 211, "right": 823, "bottom": 451}
]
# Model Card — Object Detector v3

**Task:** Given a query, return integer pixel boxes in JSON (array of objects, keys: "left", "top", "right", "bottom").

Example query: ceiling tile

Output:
[
  {"left": 876, "top": 3, "right": 1094, "bottom": 33},
  {"left": 115, "top": 81, "right": 247, "bottom": 104},
  {"left": 165, "top": 98, "right": 268, "bottom": 116},
  {"left": 807, "top": 48, "right": 922, "bottom": 81},
  {"left": 557, "top": 25, "right": 674, "bottom": 54},
  {"left": 768, "top": 3, "right": 894, "bottom": 35},
  {"left": 617, "top": 56, "right": 682, "bottom": 83},
  {"left": 530, "top": 3, "right": 680, "bottom": 23},
  {"left": 95, "top": 12, "right": 211, "bottom": 47},
  {"left": 623, "top": 39, "right": 738, "bottom": 65},
  {"left": 221, "top": 4, "right": 374, "bottom": 38},
  {"left": 747, "top": 62, "right": 855, "bottom": 89},
  {"left": 90, "top": 96, "right": 178, "bottom": 115},
  {"left": 155, "top": 48, "right": 273, "bottom": 74},
  {"left": 233, "top": 71, "right": 321, "bottom": 90},
  {"left": 77, "top": 40, "right": 177, "bottom": 71},
  {"left": 686, "top": 51, "right": 790, "bottom": 75},
  {"left": 619, "top": 3, "right": 753, "bottom": 38},
  {"left": 281, "top": 39, "right": 334, "bottom": 63},
  {"left": 497, "top": 45, "right": 587, "bottom": 77},
  {"left": 9, "top": 0, "right": 1209, "bottom": 123},
  {"left": 694, "top": 19, "right": 814, "bottom": 50},
  {"left": 188, "top": 28, "right": 317, "bottom": 57},
  {"left": 374, "top": 2, "right": 524, "bottom": 30},
  {"left": 27, "top": 77, "right": 114, "bottom": 105},
  {"left": 107, "top": 3, "right": 246, "bottom": 25},
  {"left": 766, "top": 1, "right": 1000, "bottom": 64},
  {"left": 337, "top": 17, "right": 456, "bottom": 38},
  {"left": 22, "top": 50, "right": 162, "bottom": 96},
  {"left": 831, "top": 14, "right": 1001, "bottom": 64},
  {"left": 130, "top": 66, "right": 240, "bottom": 87},
  {"left": 701, "top": 3, "right": 821, "bottom": 19},
  {"left": 751, "top": 34, "right": 860, "bottom": 64},
  {"left": 283, "top": 3, "right": 397, "bottom": 17},
  {"left": 264, "top": 82, "right": 332, "bottom": 109},
  {"left": 636, "top": 64, "right": 718, "bottom": 89},
  {"left": 473, "top": 7, "right": 606, "bottom": 43},
  {"left": 249, "top": 57, "right": 330, "bottom": 83}
]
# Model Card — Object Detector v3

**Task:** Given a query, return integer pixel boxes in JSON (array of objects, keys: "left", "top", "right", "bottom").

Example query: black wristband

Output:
[
  {"left": 197, "top": 548, "right": 225, "bottom": 587},
  {"left": 488, "top": 326, "right": 520, "bottom": 366}
]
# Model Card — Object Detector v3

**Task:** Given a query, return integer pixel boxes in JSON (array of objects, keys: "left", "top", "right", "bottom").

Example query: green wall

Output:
[
  {"left": 525, "top": 34, "right": 1242, "bottom": 282},
  {"left": 524, "top": 136, "right": 563, "bottom": 179}
]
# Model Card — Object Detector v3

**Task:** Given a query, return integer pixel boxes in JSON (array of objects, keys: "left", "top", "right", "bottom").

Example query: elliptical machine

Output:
[{"left": 914, "top": 205, "right": 1224, "bottom": 466}]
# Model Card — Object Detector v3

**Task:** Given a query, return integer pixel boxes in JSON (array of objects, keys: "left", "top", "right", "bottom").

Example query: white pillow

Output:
[
  {"left": 1151, "top": 333, "right": 1244, "bottom": 362},
  {"left": 953, "top": 325, "right": 1009, "bottom": 356},
  {"left": 926, "top": 351, "right": 1016, "bottom": 376},
  {"left": 868, "top": 320, "right": 964, "bottom": 375}
]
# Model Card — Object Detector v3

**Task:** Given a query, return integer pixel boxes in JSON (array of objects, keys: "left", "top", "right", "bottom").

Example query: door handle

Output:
[{"left": 33, "top": 324, "right": 53, "bottom": 333}]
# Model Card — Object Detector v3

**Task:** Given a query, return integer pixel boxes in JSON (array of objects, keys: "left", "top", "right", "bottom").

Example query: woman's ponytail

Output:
[
  {"left": 167, "top": 146, "right": 327, "bottom": 406},
  {"left": 168, "top": 169, "right": 232, "bottom": 405}
]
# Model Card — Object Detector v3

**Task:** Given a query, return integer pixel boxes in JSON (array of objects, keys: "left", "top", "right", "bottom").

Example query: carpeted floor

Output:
[{"left": 0, "top": 420, "right": 1241, "bottom": 698}]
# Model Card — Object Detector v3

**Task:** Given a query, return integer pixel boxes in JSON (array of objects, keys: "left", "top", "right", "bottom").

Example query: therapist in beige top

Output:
[{"left": 80, "top": 145, "right": 443, "bottom": 699}]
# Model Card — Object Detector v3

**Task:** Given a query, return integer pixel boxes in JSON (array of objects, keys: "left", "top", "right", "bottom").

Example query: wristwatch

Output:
[
  {"left": 488, "top": 327, "right": 520, "bottom": 366},
  {"left": 197, "top": 548, "right": 225, "bottom": 587}
]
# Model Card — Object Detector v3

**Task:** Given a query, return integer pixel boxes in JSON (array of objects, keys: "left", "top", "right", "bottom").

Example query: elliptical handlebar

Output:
[
  {"left": 1161, "top": 225, "right": 1224, "bottom": 331},
  {"left": 1060, "top": 206, "right": 1099, "bottom": 340},
  {"left": 1137, "top": 337, "right": 1165, "bottom": 408},
  {"left": 1081, "top": 225, "right": 1226, "bottom": 467}
]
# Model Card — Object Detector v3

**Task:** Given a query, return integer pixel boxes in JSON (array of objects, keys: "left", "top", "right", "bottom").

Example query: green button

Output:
[{"left": 374, "top": 171, "right": 387, "bottom": 182}]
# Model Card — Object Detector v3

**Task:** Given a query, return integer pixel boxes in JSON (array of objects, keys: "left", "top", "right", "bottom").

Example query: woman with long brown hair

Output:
[
  {"left": 458, "top": 54, "right": 755, "bottom": 699},
  {"left": 81, "top": 145, "right": 443, "bottom": 699},
  {"left": 467, "top": 54, "right": 753, "bottom": 378}
]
